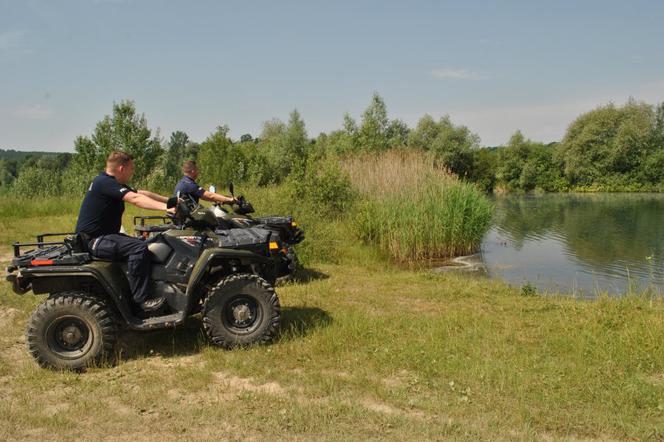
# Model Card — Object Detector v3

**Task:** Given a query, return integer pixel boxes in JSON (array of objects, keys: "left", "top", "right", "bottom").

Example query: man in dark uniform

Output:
[
  {"left": 75, "top": 151, "right": 175, "bottom": 313},
  {"left": 174, "top": 160, "right": 235, "bottom": 204}
]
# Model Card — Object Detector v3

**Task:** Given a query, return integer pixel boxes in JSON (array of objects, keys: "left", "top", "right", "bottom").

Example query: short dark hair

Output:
[
  {"left": 106, "top": 151, "right": 133, "bottom": 168},
  {"left": 182, "top": 160, "right": 197, "bottom": 174}
]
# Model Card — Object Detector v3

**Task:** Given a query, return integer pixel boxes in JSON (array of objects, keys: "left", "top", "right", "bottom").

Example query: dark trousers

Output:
[{"left": 88, "top": 234, "right": 150, "bottom": 303}]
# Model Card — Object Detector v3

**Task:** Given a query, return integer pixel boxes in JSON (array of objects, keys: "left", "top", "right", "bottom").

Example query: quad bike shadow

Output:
[{"left": 116, "top": 306, "right": 332, "bottom": 362}]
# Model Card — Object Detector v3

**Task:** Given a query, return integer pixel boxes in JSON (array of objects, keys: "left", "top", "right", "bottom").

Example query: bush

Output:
[
  {"left": 287, "top": 159, "right": 355, "bottom": 217},
  {"left": 11, "top": 167, "right": 63, "bottom": 197}
]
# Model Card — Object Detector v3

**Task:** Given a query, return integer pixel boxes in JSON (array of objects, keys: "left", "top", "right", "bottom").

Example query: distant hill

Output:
[{"left": 0, "top": 149, "right": 63, "bottom": 160}]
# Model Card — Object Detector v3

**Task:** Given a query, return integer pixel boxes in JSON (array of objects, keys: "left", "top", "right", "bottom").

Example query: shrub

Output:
[
  {"left": 11, "top": 167, "right": 63, "bottom": 197},
  {"left": 287, "top": 159, "right": 355, "bottom": 217}
]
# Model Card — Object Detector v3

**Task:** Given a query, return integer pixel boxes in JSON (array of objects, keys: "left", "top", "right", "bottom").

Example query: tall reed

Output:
[{"left": 344, "top": 149, "right": 493, "bottom": 261}]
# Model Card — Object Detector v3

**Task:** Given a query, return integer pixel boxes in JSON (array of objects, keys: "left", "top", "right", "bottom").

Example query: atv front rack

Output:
[{"left": 134, "top": 216, "right": 175, "bottom": 238}]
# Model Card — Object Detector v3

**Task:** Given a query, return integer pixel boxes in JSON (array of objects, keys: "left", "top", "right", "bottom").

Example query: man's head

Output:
[
  {"left": 182, "top": 160, "right": 199, "bottom": 180},
  {"left": 106, "top": 151, "right": 134, "bottom": 184}
]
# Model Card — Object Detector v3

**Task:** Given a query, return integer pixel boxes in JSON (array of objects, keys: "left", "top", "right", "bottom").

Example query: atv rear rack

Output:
[
  {"left": 12, "top": 232, "right": 76, "bottom": 257},
  {"left": 9, "top": 232, "right": 90, "bottom": 271}
]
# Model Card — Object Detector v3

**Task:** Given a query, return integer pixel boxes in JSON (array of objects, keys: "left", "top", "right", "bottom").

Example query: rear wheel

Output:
[
  {"left": 26, "top": 292, "right": 119, "bottom": 371},
  {"left": 202, "top": 274, "right": 280, "bottom": 348}
]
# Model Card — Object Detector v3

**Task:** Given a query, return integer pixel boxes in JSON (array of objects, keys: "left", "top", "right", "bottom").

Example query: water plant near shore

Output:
[{"left": 344, "top": 150, "right": 493, "bottom": 260}]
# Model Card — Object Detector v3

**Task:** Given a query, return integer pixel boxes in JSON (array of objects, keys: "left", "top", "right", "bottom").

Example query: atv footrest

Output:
[{"left": 128, "top": 312, "right": 184, "bottom": 331}]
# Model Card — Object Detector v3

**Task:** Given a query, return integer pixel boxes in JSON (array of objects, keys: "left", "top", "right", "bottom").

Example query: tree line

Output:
[{"left": 1, "top": 95, "right": 663, "bottom": 197}]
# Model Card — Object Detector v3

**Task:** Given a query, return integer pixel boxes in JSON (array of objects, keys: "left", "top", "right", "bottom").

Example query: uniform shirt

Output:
[
  {"left": 174, "top": 175, "right": 205, "bottom": 203},
  {"left": 75, "top": 172, "right": 136, "bottom": 237}
]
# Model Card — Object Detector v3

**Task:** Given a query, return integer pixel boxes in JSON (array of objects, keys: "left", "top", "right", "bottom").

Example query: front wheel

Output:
[
  {"left": 26, "top": 292, "right": 119, "bottom": 371},
  {"left": 202, "top": 274, "right": 280, "bottom": 348}
]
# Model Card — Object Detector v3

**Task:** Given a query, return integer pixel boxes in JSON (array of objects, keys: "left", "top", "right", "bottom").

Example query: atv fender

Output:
[
  {"left": 185, "top": 248, "right": 269, "bottom": 314},
  {"left": 16, "top": 261, "right": 134, "bottom": 323}
]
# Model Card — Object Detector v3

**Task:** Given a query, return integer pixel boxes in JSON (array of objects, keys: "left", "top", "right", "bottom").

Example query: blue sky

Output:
[{"left": 1, "top": 0, "right": 663, "bottom": 151}]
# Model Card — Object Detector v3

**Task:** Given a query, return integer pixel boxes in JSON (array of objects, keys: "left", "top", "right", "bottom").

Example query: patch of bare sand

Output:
[
  {"left": 360, "top": 397, "right": 400, "bottom": 415},
  {"left": 115, "top": 354, "right": 205, "bottom": 371},
  {"left": 105, "top": 397, "right": 134, "bottom": 417},
  {"left": 0, "top": 307, "right": 22, "bottom": 329},
  {"left": 321, "top": 368, "right": 351, "bottom": 379},
  {"left": 645, "top": 373, "right": 664, "bottom": 385},
  {"left": 212, "top": 371, "right": 286, "bottom": 396},
  {"left": 160, "top": 371, "right": 286, "bottom": 408},
  {"left": 100, "top": 424, "right": 246, "bottom": 442},
  {"left": 42, "top": 402, "right": 71, "bottom": 417},
  {"left": 537, "top": 433, "right": 623, "bottom": 442},
  {"left": 382, "top": 369, "right": 415, "bottom": 389},
  {"left": 360, "top": 396, "right": 428, "bottom": 420}
]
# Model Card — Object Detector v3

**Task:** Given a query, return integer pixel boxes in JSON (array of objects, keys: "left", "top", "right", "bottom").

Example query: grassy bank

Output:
[{"left": 1, "top": 191, "right": 663, "bottom": 440}]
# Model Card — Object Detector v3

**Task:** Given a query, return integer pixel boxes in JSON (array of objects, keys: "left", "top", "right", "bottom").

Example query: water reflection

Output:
[{"left": 482, "top": 194, "right": 664, "bottom": 296}]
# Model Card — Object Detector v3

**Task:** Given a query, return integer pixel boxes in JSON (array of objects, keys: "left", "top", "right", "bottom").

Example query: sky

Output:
[{"left": 1, "top": 0, "right": 664, "bottom": 151}]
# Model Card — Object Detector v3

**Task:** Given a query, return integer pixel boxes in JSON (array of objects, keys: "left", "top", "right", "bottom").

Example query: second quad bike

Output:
[
  {"left": 211, "top": 182, "right": 304, "bottom": 281},
  {"left": 6, "top": 201, "right": 282, "bottom": 371}
]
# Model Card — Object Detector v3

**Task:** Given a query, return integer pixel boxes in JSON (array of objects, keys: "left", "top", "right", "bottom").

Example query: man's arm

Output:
[
  {"left": 201, "top": 191, "right": 235, "bottom": 204},
  {"left": 137, "top": 189, "right": 168, "bottom": 203},
  {"left": 124, "top": 192, "right": 168, "bottom": 211}
]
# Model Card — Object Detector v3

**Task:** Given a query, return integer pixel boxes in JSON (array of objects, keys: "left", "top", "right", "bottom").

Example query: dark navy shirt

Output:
[
  {"left": 75, "top": 172, "right": 136, "bottom": 237},
  {"left": 174, "top": 175, "right": 205, "bottom": 203}
]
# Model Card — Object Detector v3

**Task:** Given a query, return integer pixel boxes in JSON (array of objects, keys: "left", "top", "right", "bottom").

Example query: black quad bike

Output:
[
  {"left": 211, "top": 182, "right": 304, "bottom": 281},
  {"left": 6, "top": 202, "right": 282, "bottom": 371}
]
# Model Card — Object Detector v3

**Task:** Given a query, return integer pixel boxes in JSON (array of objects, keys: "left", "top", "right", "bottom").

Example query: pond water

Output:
[{"left": 480, "top": 193, "right": 664, "bottom": 296}]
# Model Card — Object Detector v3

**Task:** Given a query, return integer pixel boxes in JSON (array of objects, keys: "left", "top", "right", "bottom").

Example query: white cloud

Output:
[
  {"left": 430, "top": 68, "right": 481, "bottom": 80},
  {"left": 13, "top": 104, "right": 54, "bottom": 120}
]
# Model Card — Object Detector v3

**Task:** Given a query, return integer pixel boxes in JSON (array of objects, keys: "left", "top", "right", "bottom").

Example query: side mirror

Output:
[{"left": 228, "top": 181, "right": 234, "bottom": 197}]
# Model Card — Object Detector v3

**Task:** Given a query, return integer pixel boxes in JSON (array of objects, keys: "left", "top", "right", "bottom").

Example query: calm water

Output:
[{"left": 481, "top": 193, "right": 664, "bottom": 296}]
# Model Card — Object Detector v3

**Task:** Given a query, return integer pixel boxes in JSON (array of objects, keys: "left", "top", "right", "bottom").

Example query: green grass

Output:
[{"left": 1, "top": 194, "right": 663, "bottom": 440}]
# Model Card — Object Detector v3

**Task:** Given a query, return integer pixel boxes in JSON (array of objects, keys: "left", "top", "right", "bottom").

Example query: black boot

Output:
[{"left": 139, "top": 296, "right": 166, "bottom": 314}]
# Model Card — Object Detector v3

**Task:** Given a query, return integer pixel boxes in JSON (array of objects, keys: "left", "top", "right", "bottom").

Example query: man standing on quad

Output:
[
  {"left": 175, "top": 160, "right": 235, "bottom": 205},
  {"left": 75, "top": 151, "right": 175, "bottom": 313}
]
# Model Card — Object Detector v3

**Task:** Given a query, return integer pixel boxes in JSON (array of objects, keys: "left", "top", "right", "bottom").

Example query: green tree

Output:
[
  {"left": 164, "top": 131, "right": 190, "bottom": 181},
  {"left": 283, "top": 109, "right": 309, "bottom": 174},
  {"left": 252, "top": 111, "right": 310, "bottom": 183},
  {"left": 358, "top": 93, "right": 389, "bottom": 151},
  {"left": 558, "top": 100, "right": 654, "bottom": 187},
  {"left": 197, "top": 125, "right": 244, "bottom": 187},
  {"left": 386, "top": 119, "right": 410, "bottom": 147},
  {"left": 73, "top": 100, "right": 163, "bottom": 184},
  {"left": 408, "top": 114, "right": 439, "bottom": 149},
  {"left": 409, "top": 114, "right": 479, "bottom": 177},
  {"left": 496, "top": 131, "right": 533, "bottom": 190}
]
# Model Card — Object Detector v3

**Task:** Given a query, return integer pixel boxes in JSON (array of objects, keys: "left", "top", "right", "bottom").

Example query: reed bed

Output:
[{"left": 343, "top": 149, "right": 493, "bottom": 261}]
